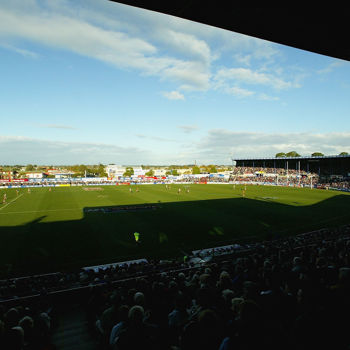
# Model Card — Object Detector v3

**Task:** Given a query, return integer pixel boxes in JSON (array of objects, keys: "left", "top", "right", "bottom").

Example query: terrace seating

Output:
[{"left": 1, "top": 224, "right": 350, "bottom": 349}]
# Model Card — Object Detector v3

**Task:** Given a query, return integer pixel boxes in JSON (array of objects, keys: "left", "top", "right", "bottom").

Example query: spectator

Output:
[
  {"left": 114, "top": 305, "right": 159, "bottom": 350},
  {"left": 109, "top": 305, "right": 129, "bottom": 347}
]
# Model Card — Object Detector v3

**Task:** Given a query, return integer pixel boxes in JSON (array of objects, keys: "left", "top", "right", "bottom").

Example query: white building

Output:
[
  {"left": 26, "top": 172, "right": 46, "bottom": 179},
  {"left": 105, "top": 165, "right": 126, "bottom": 178},
  {"left": 133, "top": 166, "right": 146, "bottom": 176},
  {"left": 154, "top": 169, "right": 167, "bottom": 177},
  {"left": 54, "top": 172, "right": 75, "bottom": 179}
]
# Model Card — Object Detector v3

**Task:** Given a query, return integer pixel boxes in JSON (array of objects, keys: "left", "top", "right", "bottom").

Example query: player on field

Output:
[
  {"left": 27, "top": 188, "right": 31, "bottom": 194},
  {"left": 3, "top": 193, "right": 7, "bottom": 203},
  {"left": 178, "top": 188, "right": 181, "bottom": 194}
]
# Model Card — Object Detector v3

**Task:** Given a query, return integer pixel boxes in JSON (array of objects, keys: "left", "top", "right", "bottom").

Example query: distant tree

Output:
[
  {"left": 275, "top": 152, "right": 286, "bottom": 158},
  {"left": 286, "top": 151, "right": 300, "bottom": 157},
  {"left": 192, "top": 166, "right": 201, "bottom": 174},
  {"left": 339, "top": 152, "right": 349, "bottom": 156},
  {"left": 97, "top": 163, "right": 107, "bottom": 177},
  {"left": 145, "top": 169, "right": 154, "bottom": 176},
  {"left": 123, "top": 167, "right": 134, "bottom": 177},
  {"left": 25, "top": 164, "right": 35, "bottom": 171},
  {"left": 78, "top": 164, "right": 88, "bottom": 173},
  {"left": 311, "top": 152, "right": 324, "bottom": 157},
  {"left": 166, "top": 168, "right": 179, "bottom": 176},
  {"left": 209, "top": 165, "right": 218, "bottom": 173}
]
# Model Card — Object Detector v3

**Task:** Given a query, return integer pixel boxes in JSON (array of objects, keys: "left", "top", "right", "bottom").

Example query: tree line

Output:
[{"left": 275, "top": 151, "right": 349, "bottom": 158}]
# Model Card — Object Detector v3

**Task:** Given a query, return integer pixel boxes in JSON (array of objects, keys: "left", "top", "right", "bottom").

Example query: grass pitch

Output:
[{"left": 0, "top": 184, "right": 350, "bottom": 275}]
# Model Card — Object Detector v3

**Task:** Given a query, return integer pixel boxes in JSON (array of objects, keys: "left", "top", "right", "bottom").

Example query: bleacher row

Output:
[{"left": 1, "top": 224, "right": 350, "bottom": 349}]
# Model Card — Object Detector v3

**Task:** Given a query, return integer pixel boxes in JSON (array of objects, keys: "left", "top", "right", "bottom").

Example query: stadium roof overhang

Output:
[
  {"left": 233, "top": 155, "right": 350, "bottom": 162},
  {"left": 111, "top": 2, "right": 350, "bottom": 62}
]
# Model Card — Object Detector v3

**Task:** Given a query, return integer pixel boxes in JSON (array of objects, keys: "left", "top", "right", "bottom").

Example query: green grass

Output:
[{"left": 0, "top": 184, "right": 350, "bottom": 276}]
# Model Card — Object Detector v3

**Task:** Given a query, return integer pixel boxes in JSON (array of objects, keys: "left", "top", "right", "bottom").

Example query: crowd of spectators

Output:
[
  {"left": 0, "top": 300, "right": 56, "bottom": 349},
  {"left": 0, "top": 261, "right": 192, "bottom": 301},
  {"left": 318, "top": 179, "right": 350, "bottom": 190},
  {"left": 86, "top": 224, "right": 350, "bottom": 349},
  {"left": 230, "top": 166, "right": 308, "bottom": 176},
  {"left": 2, "top": 224, "right": 350, "bottom": 349}
]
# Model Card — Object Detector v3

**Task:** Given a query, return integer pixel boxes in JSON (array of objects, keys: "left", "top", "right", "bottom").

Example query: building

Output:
[
  {"left": 54, "top": 172, "right": 75, "bottom": 179},
  {"left": 133, "top": 167, "right": 146, "bottom": 176},
  {"left": 154, "top": 169, "right": 167, "bottom": 177},
  {"left": 105, "top": 165, "right": 126, "bottom": 178},
  {"left": 25, "top": 172, "right": 47, "bottom": 179}
]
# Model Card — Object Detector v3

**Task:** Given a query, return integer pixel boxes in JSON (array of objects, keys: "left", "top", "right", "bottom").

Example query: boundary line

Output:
[
  {"left": 0, "top": 207, "right": 82, "bottom": 215},
  {"left": 0, "top": 193, "right": 24, "bottom": 211}
]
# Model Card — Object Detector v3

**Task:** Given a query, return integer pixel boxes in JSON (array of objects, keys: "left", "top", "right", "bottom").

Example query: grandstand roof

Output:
[{"left": 233, "top": 154, "right": 350, "bottom": 161}]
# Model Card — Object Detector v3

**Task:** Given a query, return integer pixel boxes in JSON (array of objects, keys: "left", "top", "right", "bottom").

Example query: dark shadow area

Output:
[{"left": 1, "top": 194, "right": 350, "bottom": 277}]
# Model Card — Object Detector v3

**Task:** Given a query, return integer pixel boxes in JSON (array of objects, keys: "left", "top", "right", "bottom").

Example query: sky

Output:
[{"left": 1, "top": 0, "right": 350, "bottom": 165}]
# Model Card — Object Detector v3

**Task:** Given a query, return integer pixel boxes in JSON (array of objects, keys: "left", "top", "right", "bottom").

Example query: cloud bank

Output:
[
  {"left": 0, "top": 0, "right": 302, "bottom": 99},
  {"left": 1, "top": 131, "right": 349, "bottom": 165}
]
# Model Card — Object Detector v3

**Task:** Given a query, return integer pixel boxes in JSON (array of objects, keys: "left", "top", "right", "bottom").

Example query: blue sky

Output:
[{"left": 1, "top": 0, "right": 350, "bottom": 165}]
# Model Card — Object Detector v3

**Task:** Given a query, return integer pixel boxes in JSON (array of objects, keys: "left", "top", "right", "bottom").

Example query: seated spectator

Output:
[
  {"left": 3, "top": 326, "right": 24, "bottom": 350},
  {"left": 4, "top": 307, "right": 20, "bottom": 329},
  {"left": 168, "top": 291, "right": 189, "bottom": 329},
  {"left": 181, "top": 309, "right": 223, "bottom": 350},
  {"left": 114, "top": 305, "right": 160, "bottom": 350},
  {"left": 18, "top": 316, "right": 34, "bottom": 349},
  {"left": 109, "top": 305, "right": 129, "bottom": 347},
  {"left": 96, "top": 291, "right": 120, "bottom": 340}
]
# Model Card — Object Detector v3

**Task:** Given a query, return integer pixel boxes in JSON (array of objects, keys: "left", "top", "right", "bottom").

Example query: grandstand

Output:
[
  {"left": 233, "top": 154, "right": 350, "bottom": 178},
  {"left": 1, "top": 224, "right": 350, "bottom": 349}
]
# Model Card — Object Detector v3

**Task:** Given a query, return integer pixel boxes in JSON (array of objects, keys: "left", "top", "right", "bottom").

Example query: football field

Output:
[{"left": 1, "top": 184, "right": 350, "bottom": 276}]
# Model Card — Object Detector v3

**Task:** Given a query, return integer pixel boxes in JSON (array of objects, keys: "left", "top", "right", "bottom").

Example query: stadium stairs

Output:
[{"left": 52, "top": 303, "right": 99, "bottom": 350}]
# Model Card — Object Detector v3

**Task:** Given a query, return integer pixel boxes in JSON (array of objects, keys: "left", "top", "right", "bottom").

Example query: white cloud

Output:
[
  {"left": 178, "top": 125, "right": 199, "bottom": 133},
  {"left": 135, "top": 134, "right": 176, "bottom": 142},
  {"left": 39, "top": 124, "right": 76, "bottom": 130},
  {"left": 1, "top": 130, "right": 349, "bottom": 165},
  {"left": 162, "top": 90, "right": 185, "bottom": 100},
  {"left": 258, "top": 93, "right": 279, "bottom": 101},
  {"left": 0, "top": 135, "right": 151, "bottom": 164},
  {"left": 156, "top": 29, "right": 212, "bottom": 64},
  {"left": 233, "top": 53, "right": 252, "bottom": 66},
  {"left": 0, "top": 0, "right": 294, "bottom": 97},
  {"left": 0, "top": 42, "right": 39, "bottom": 58},
  {"left": 214, "top": 67, "right": 294, "bottom": 90},
  {"left": 224, "top": 86, "right": 255, "bottom": 98},
  {"left": 317, "top": 60, "right": 345, "bottom": 74},
  {"left": 0, "top": 4, "right": 212, "bottom": 91},
  {"left": 196, "top": 130, "right": 350, "bottom": 160}
]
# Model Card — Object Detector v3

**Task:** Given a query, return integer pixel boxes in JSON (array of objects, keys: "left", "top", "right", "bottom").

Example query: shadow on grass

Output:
[{"left": 1, "top": 194, "right": 350, "bottom": 276}]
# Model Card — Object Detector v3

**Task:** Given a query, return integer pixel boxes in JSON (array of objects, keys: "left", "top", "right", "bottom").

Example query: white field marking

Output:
[
  {"left": 0, "top": 207, "right": 82, "bottom": 215},
  {"left": 0, "top": 193, "right": 24, "bottom": 211}
]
